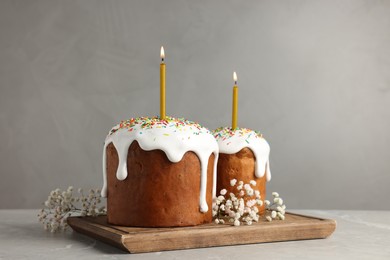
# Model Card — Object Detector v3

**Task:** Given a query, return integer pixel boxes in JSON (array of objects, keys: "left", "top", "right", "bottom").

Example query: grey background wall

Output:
[{"left": 1, "top": 0, "right": 389, "bottom": 209}]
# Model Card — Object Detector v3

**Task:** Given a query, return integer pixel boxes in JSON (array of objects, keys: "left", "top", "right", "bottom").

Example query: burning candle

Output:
[
  {"left": 160, "top": 46, "right": 166, "bottom": 120},
  {"left": 232, "top": 71, "right": 238, "bottom": 129}
]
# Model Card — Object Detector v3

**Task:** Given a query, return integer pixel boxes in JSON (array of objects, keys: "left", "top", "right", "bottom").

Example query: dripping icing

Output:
[
  {"left": 101, "top": 116, "right": 219, "bottom": 213},
  {"left": 213, "top": 127, "right": 271, "bottom": 181}
]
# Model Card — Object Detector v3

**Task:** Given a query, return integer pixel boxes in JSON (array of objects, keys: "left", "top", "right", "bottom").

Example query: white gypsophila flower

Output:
[
  {"left": 251, "top": 210, "right": 258, "bottom": 218},
  {"left": 238, "top": 203, "right": 244, "bottom": 212},
  {"left": 230, "top": 179, "right": 237, "bottom": 186},
  {"left": 215, "top": 219, "right": 220, "bottom": 224},
  {"left": 282, "top": 205, "right": 286, "bottom": 210},
  {"left": 234, "top": 219, "right": 240, "bottom": 226},
  {"left": 219, "top": 219, "right": 225, "bottom": 224},
  {"left": 246, "top": 199, "right": 256, "bottom": 207},
  {"left": 39, "top": 187, "right": 106, "bottom": 232},
  {"left": 276, "top": 206, "right": 285, "bottom": 214},
  {"left": 212, "top": 182, "right": 284, "bottom": 226}
]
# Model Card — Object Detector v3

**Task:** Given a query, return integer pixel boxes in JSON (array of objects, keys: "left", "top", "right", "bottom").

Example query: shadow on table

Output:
[
  {"left": 4, "top": 222, "right": 127, "bottom": 254},
  {"left": 69, "top": 231, "right": 128, "bottom": 254}
]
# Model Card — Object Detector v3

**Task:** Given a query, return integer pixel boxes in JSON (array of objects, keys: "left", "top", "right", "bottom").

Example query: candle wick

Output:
[
  {"left": 161, "top": 58, "right": 165, "bottom": 63},
  {"left": 234, "top": 81, "right": 237, "bottom": 85}
]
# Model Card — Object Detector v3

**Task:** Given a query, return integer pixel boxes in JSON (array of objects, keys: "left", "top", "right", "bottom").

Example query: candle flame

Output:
[
  {"left": 160, "top": 46, "right": 165, "bottom": 60},
  {"left": 233, "top": 71, "right": 238, "bottom": 84}
]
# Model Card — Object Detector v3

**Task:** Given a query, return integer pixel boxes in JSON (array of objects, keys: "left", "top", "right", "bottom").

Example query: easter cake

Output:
[
  {"left": 213, "top": 127, "right": 271, "bottom": 215},
  {"left": 101, "top": 116, "right": 218, "bottom": 227}
]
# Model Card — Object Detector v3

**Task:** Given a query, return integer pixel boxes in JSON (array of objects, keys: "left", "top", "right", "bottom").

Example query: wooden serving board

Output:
[{"left": 67, "top": 212, "right": 336, "bottom": 254}]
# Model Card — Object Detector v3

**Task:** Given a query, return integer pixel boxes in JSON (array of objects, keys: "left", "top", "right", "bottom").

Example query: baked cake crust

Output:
[
  {"left": 106, "top": 141, "right": 215, "bottom": 227},
  {"left": 216, "top": 147, "right": 266, "bottom": 215}
]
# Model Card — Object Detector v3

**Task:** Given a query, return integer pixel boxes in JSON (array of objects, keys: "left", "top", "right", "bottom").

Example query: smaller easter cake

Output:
[
  {"left": 101, "top": 116, "right": 218, "bottom": 227},
  {"left": 213, "top": 127, "right": 271, "bottom": 214}
]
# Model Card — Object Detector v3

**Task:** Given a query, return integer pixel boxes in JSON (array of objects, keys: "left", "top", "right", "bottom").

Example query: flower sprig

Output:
[
  {"left": 264, "top": 192, "right": 286, "bottom": 222},
  {"left": 213, "top": 179, "right": 286, "bottom": 226},
  {"left": 38, "top": 186, "right": 106, "bottom": 232}
]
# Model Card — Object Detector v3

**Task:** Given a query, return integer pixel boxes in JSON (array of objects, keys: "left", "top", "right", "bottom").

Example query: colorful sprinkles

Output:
[
  {"left": 109, "top": 116, "right": 210, "bottom": 136},
  {"left": 213, "top": 127, "right": 263, "bottom": 144}
]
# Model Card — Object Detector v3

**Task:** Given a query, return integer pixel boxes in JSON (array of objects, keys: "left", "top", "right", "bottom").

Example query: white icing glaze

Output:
[
  {"left": 101, "top": 117, "right": 219, "bottom": 213},
  {"left": 213, "top": 127, "right": 271, "bottom": 181}
]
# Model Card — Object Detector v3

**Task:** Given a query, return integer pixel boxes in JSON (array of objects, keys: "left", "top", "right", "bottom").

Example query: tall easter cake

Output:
[
  {"left": 213, "top": 127, "right": 271, "bottom": 214},
  {"left": 101, "top": 116, "right": 218, "bottom": 227}
]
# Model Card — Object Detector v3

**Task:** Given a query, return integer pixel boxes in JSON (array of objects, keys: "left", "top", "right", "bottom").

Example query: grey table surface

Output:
[{"left": 0, "top": 210, "right": 389, "bottom": 259}]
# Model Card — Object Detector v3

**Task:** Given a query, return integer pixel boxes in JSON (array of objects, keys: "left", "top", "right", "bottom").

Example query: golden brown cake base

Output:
[
  {"left": 106, "top": 141, "right": 215, "bottom": 227},
  {"left": 216, "top": 147, "right": 266, "bottom": 215}
]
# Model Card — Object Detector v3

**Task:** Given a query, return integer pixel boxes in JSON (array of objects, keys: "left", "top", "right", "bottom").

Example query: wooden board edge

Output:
[
  {"left": 67, "top": 213, "right": 337, "bottom": 254},
  {"left": 121, "top": 217, "right": 337, "bottom": 253},
  {"left": 287, "top": 212, "right": 337, "bottom": 238},
  {"left": 67, "top": 217, "right": 129, "bottom": 252}
]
